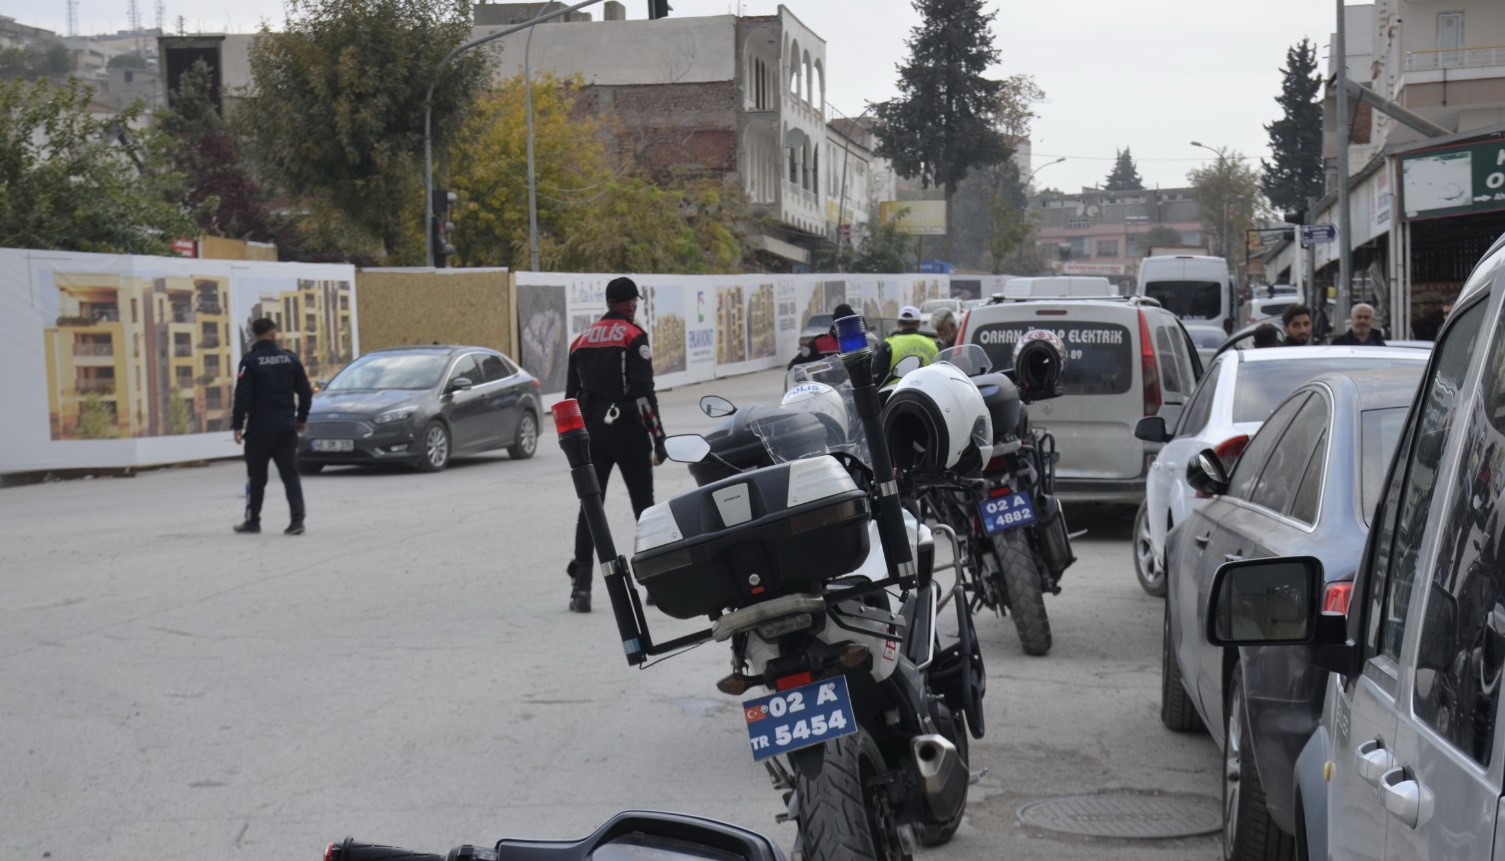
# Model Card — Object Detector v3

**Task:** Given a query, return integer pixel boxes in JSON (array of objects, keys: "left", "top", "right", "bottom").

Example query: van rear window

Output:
[
  {"left": 971, "top": 322, "right": 1133, "bottom": 395},
  {"left": 1146, "top": 280, "right": 1222, "bottom": 320}
]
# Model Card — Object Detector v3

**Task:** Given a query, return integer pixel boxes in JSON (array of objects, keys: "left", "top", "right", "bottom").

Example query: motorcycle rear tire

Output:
[
  {"left": 993, "top": 530, "right": 1053, "bottom": 656},
  {"left": 796, "top": 728, "right": 911, "bottom": 861}
]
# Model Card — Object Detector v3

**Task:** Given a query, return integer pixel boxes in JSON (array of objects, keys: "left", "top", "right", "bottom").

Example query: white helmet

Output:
[
  {"left": 881, "top": 362, "right": 992, "bottom": 476},
  {"left": 778, "top": 380, "right": 855, "bottom": 454}
]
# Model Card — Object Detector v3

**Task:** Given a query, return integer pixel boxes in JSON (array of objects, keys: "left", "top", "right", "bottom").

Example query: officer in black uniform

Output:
[
  {"left": 565, "top": 276, "right": 667, "bottom": 613},
  {"left": 232, "top": 317, "right": 313, "bottom": 535}
]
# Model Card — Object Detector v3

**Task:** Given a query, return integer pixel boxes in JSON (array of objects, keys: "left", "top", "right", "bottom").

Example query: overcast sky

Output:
[{"left": 15, "top": 0, "right": 1359, "bottom": 193}]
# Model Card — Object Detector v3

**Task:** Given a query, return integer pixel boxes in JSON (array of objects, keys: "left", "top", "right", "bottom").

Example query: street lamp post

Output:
[
  {"left": 1189, "top": 141, "right": 1230, "bottom": 260},
  {"left": 423, "top": 0, "right": 608, "bottom": 267},
  {"left": 1014, "top": 156, "right": 1065, "bottom": 272}
]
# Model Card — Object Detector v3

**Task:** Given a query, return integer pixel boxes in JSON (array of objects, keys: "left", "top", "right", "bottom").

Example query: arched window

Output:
[
  {"left": 802, "top": 52, "right": 812, "bottom": 104},
  {"left": 812, "top": 146, "right": 819, "bottom": 194},
  {"left": 813, "top": 60, "right": 824, "bottom": 111},
  {"left": 789, "top": 39, "right": 801, "bottom": 95}
]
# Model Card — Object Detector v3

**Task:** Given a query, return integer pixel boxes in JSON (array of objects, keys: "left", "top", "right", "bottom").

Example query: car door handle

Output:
[
  {"left": 1194, "top": 532, "right": 1211, "bottom": 549},
  {"left": 1355, "top": 738, "right": 1393, "bottom": 786},
  {"left": 1224, "top": 553, "right": 1244, "bottom": 563},
  {"left": 1379, "top": 766, "right": 1433, "bottom": 829}
]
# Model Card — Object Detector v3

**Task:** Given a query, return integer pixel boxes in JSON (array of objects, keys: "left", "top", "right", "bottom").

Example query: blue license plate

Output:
[
  {"left": 743, "top": 676, "right": 858, "bottom": 761},
  {"left": 978, "top": 490, "right": 1037, "bottom": 535}
]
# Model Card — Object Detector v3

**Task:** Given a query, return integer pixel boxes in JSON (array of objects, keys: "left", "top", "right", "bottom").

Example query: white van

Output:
[
  {"left": 1136, "top": 255, "right": 1232, "bottom": 331},
  {"left": 994, "top": 276, "right": 1118, "bottom": 302}
]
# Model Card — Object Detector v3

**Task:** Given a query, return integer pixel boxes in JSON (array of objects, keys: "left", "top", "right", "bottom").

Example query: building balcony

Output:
[
  {"left": 73, "top": 342, "right": 114, "bottom": 357},
  {"left": 74, "top": 380, "right": 116, "bottom": 395},
  {"left": 199, "top": 337, "right": 221, "bottom": 349},
  {"left": 57, "top": 314, "right": 116, "bottom": 327},
  {"left": 197, "top": 303, "right": 223, "bottom": 315},
  {"left": 174, "top": 345, "right": 194, "bottom": 358},
  {"left": 1405, "top": 45, "right": 1505, "bottom": 73}
]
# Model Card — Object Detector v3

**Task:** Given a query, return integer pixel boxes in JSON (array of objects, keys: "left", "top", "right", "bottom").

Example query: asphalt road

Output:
[{"left": 0, "top": 368, "right": 1220, "bottom": 860}]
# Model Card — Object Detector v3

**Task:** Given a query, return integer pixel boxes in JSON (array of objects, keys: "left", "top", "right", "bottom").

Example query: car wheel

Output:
[
  {"left": 508, "top": 411, "right": 538, "bottom": 460},
  {"left": 1133, "top": 501, "right": 1167, "bottom": 597},
  {"left": 297, "top": 462, "right": 324, "bottom": 475},
  {"left": 1161, "top": 601, "right": 1206, "bottom": 733},
  {"left": 1223, "top": 665, "right": 1297, "bottom": 861},
  {"left": 417, "top": 421, "right": 450, "bottom": 472}
]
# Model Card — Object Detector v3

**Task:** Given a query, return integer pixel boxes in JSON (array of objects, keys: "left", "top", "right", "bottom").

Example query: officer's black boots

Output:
[
  {"left": 569, "top": 591, "right": 591, "bottom": 613},
  {"left": 285, "top": 521, "right": 305, "bottom": 536},
  {"left": 233, "top": 521, "right": 260, "bottom": 534}
]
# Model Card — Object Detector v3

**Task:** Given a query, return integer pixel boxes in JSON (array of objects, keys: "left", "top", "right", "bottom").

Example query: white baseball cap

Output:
[{"left": 898, "top": 305, "right": 922, "bottom": 321}]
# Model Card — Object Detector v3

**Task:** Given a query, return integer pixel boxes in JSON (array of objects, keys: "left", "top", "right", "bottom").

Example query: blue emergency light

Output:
[{"left": 835, "top": 314, "right": 868, "bottom": 354}]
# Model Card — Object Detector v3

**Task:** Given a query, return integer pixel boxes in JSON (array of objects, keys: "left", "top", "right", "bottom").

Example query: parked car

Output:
[
  {"left": 957, "top": 291, "right": 1201, "bottom": 504},
  {"left": 1132, "top": 346, "right": 1429, "bottom": 596},
  {"left": 298, "top": 345, "right": 542, "bottom": 473},
  {"left": 1183, "top": 322, "right": 1230, "bottom": 368},
  {"left": 1162, "top": 365, "right": 1423, "bottom": 860},
  {"left": 1200, "top": 228, "right": 1505, "bottom": 861}
]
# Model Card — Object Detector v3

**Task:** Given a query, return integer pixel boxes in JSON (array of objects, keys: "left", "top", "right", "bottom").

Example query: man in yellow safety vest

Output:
[{"left": 873, "top": 305, "right": 938, "bottom": 384}]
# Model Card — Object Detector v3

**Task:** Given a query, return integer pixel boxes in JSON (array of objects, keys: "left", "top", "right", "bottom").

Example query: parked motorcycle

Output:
[
  {"left": 325, "top": 809, "right": 784, "bottom": 860},
  {"left": 909, "top": 341, "right": 1076, "bottom": 656},
  {"left": 552, "top": 316, "right": 987, "bottom": 861}
]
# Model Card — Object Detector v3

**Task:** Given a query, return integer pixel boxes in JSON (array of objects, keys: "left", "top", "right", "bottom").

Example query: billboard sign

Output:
[
  {"left": 1401, "top": 139, "right": 1505, "bottom": 220},
  {"left": 878, "top": 200, "right": 947, "bottom": 236}
]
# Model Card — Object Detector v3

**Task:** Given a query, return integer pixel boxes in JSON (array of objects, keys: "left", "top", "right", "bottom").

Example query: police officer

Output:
[
  {"left": 872, "top": 305, "right": 938, "bottom": 383},
  {"left": 565, "top": 276, "right": 667, "bottom": 613},
  {"left": 232, "top": 317, "right": 312, "bottom": 534}
]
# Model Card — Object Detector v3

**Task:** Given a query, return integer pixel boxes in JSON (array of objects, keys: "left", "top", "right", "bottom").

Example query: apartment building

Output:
[
  {"left": 476, "top": 5, "right": 877, "bottom": 269},
  {"left": 1030, "top": 187, "right": 1206, "bottom": 288},
  {"left": 1267, "top": 1, "right": 1505, "bottom": 337},
  {"left": 245, "top": 279, "right": 354, "bottom": 382},
  {"left": 44, "top": 273, "right": 234, "bottom": 439}
]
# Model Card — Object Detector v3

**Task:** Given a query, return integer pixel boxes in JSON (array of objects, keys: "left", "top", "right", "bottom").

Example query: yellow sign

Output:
[{"left": 879, "top": 200, "right": 947, "bottom": 236}]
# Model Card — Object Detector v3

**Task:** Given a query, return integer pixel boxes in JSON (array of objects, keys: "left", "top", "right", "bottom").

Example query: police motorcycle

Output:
[
  {"left": 551, "top": 316, "right": 987, "bottom": 861},
  {"left": 324, "top": 810, "right": 784, "bottom": 861},
  {"left": 906, "top": 338, "right": 1076, "bottom": 657}
]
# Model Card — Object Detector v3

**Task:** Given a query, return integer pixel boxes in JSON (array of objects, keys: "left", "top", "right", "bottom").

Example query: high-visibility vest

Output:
[{"left": 884, "top": 331, "right": 938, "bottom": 377}]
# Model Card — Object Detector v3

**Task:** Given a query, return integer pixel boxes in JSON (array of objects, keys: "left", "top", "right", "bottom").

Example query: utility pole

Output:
[
  {"left": 524, "top": 1, "right": 550, "bottom": 273},
  {"left": 67, "top": 0, "right": 79, "bottom": 37},
  {"left": 1335, "top": 0, "right": 1353, "bottom": 334}
]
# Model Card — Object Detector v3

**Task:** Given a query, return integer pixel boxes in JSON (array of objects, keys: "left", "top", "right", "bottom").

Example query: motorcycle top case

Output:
[{"left": 632, "top": 455, "right": 871, "bottom": 619}]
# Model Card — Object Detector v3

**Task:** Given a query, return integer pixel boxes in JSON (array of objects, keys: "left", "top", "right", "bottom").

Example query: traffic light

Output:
[
  {"left": 431, "top": 188, "right": 457, "bottom": 268},
  {"left": 647, "top": 0, "right": 670, "bottom": 19}
]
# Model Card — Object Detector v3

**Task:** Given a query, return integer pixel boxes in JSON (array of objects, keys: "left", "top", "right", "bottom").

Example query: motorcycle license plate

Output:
[
  {"left": 312, "top": 439, "right": 354, "bottom": 452},
  {"left": 743, "top": 676, "right": 858, "bottom": 762},
  {"left": 978, "top": 490, "right": 1037, "bottom": 535}
]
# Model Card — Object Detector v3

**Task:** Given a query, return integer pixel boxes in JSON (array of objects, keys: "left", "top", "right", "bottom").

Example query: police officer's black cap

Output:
[
  {"left": 606, "top": 277, "right": 641, "bottom": 302},
  {"left": 833, "top": 303, "right": 855, "bottom": 320}
]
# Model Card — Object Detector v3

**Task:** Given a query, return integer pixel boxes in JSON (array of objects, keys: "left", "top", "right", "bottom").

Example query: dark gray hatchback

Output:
[{"left": 297, "top": 345, "right": 542, "bottom": 473}]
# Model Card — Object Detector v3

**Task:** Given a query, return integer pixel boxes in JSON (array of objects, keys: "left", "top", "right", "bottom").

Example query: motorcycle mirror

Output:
[
  {"left": 663, "top": 434, "right": 713, "bottom": 463},
  {"left": 700, "top": 395, "right": 736, "bottom": 418},
  {"left": 893, "top": 355, "right": 924, "bottom": 378}
]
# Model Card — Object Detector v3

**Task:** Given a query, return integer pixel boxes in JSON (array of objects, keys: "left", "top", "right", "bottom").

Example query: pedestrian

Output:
[
  {"left": 788, "top": 302, "right": 855, "bottom": 369},
  {"left": 872, "top": 305, "right": 938, "bottom": 383},
  {"left": 1330, "top": 303, "right": 1387, "bottom": 346},
  {"left": 931, "top": 308, "right": 958, "bottom": 350},
  {"left": 1281, "top": 304, "right": 1313, "bottom": 346},
  {"left": 565, "top": 276, "right": 667, "bottom": 614},
  {"left": 231, "top": 317, "right": 312, "bottom": 535},
  {"left": 1252, "top": 323, "right": 1280, "bottom": 348}
]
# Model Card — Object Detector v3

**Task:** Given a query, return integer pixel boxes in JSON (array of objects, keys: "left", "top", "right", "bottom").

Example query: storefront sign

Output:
[{"left": 1401, "top": 138, "right": 1505, "bottom": 221}]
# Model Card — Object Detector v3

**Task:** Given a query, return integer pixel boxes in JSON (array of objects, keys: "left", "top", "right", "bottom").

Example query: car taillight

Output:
[
  {"left": 1213, "top": 434, "right": 1250, "bottom": 469},
  {"left": 956, "top": 310, "right": 970, "bottom": 345},
  {"left": 1323, "top": 581, "right": 1353, "bottom": 615},
  {"left": 984, "top": 454, "right": 1008, "bottom": 474},
  {"left": 1138, "top": 309, "right": 1160, "bottom": 417}
]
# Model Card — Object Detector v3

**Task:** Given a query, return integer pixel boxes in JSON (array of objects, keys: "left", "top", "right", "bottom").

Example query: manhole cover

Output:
[{"left": 1016, "top": 790, "right": 1221, "bottom": 839}]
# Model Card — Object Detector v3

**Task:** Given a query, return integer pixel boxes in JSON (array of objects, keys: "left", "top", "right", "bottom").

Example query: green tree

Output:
[
  {"left": 1104, "top": 148, "right": 1143, "bottom": 191},
  {"left": 243, "top": 0, "right": 488, "bottom": 262},
  {"left": 848, "top": 216, "right": 915, "bottom": 274},
  {"left": 108, "top": 53, "right": 148, "bottom": 70},
  {"left": 167, "top": 390, "right": 193, "bottom": 435},
  {"left": 1187, "top": 148, "right": 1266, "bottom": 270},
  {"left": 871, "top": 0, "right": 1010, "bottom": 260},
  {"left": 154, "top": 60, "right": 277, "bottom": 242},
  {"left": 949, "top": 75, "right": 1045, "bottom": 271},
  {"left": 0, "top": 78, "right": 194, "bottom": 254},
  {"left": 1262, "top": 38, "right": 1324, "bottom": 214},
  {"left": 75, "top": 394, "right": 119, "bottom": 439},
  {"left": 549, "top": 176, "right": 750, "bottom": 274}
]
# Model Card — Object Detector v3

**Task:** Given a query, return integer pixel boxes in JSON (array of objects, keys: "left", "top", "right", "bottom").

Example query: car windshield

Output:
[
  {"left": 1231, "top": 357, "right": 1419, "bottom": 423},
  {"left": 325, "top": 353, "right": 448, "bottom": 391},
  {"left": 1360, "top": 407, "right": 1407, "bottom": 525},
  {"left": 1146, "top": 280, "right": 1222, "bottom": 319}
]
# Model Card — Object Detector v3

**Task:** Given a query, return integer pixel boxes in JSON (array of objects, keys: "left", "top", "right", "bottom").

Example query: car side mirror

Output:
[
  {"left": 663, "top": 434, "right": 713, "bottom": 464},
  {"left": 1185, "top": 449, "right": 1230, "bottom": 497},
  {"left": 447, "top": 376, "right": 474, "bottom": 393},
  {"left": 1134, "top": 416, "right": 1171, "bottom": 443},
  {"left": 700, "top": 395, "right": 736, "bottom": 418},
  {"left": 314, "top": 379, "right": 328, "bottom": 392},
  {"left": 1206, "top": 556, "right": 1323, "bottom": 646}
]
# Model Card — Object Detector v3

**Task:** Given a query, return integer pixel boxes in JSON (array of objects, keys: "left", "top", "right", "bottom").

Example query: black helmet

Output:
[
  {"left": 1011, "top": 329, "right": 1066, "bottom": 402},
  {"left": 606, "top": 276, "right": 640, "bottom": 302}
]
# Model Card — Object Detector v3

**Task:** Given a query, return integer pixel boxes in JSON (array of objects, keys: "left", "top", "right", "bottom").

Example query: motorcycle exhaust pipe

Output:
[
  {"left": 910, "top": 733, "right": 967, "bottom": 822},
  {"left": 1034, "top": 493, "right": 1076, "bottom": 582}
]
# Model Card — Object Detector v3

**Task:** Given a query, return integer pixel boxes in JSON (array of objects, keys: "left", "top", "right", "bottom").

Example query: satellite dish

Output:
[
  {"left": 1074, "top": 202, "right": 1086, "bottom": 216},
  {"left": 1087, "top": 205, "right": 1100, "bottom": 217}
]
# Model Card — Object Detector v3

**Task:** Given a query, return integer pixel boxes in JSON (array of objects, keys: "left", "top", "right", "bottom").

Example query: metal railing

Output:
[
  {"left": 73, "top": 342, "right": 113, "bottom": 356},
  {"left": 1405, "top": 45, "right": 1505, "bottom": 72},
  {"left": 75, "top": 379, "right": 116, "bottom": 394}
]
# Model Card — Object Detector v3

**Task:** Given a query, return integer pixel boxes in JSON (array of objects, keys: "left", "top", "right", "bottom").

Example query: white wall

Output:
[{"left": 479, "top": 16, "right": 736, "bottom": 84}]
